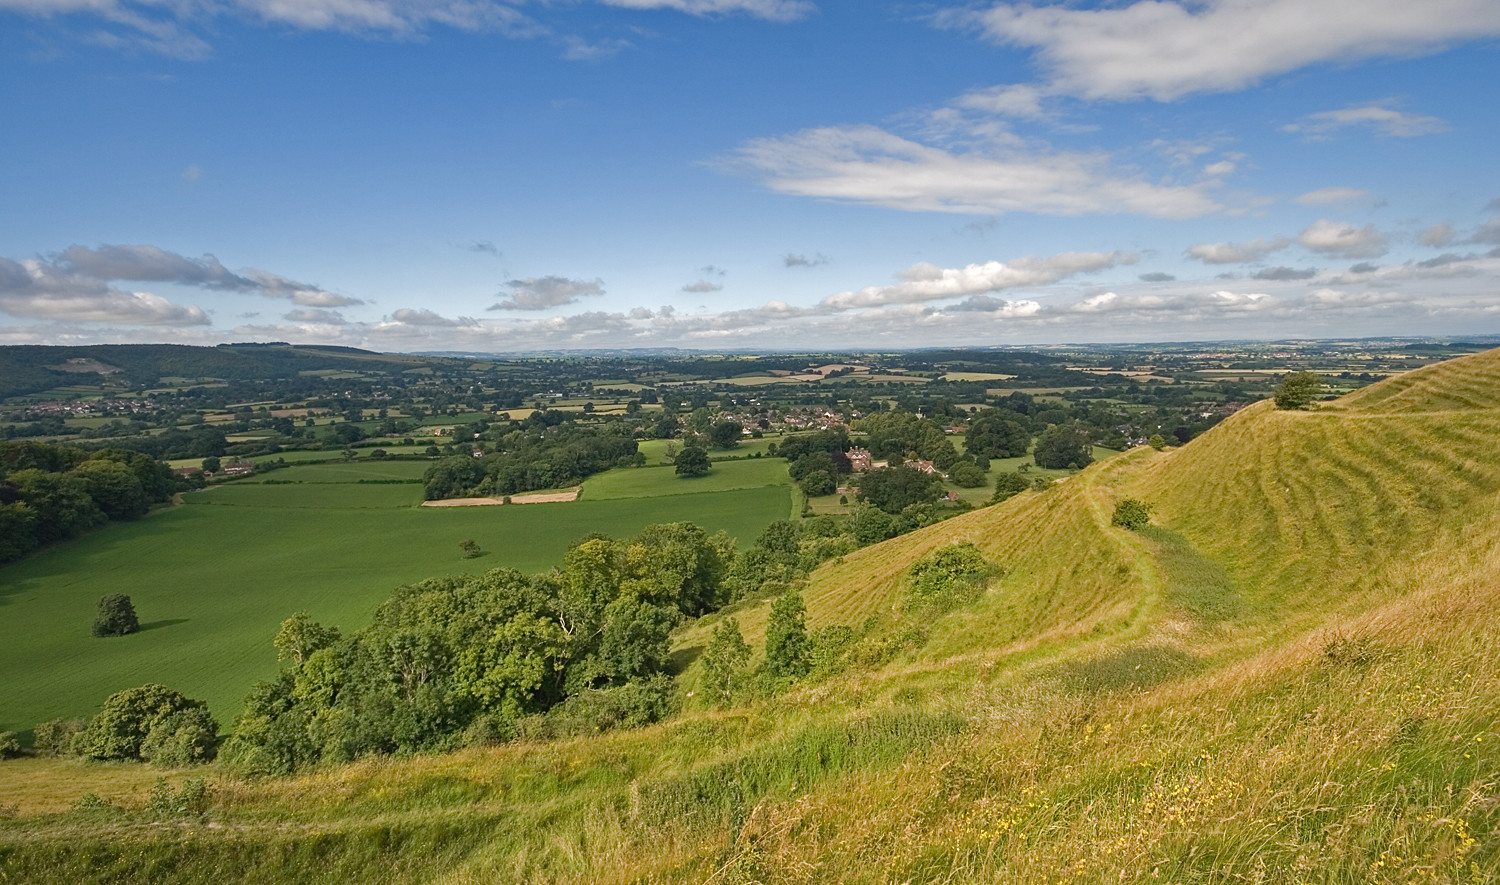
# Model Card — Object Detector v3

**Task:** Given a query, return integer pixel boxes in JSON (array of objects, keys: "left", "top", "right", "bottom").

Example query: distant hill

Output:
[
  {"left": 3, "top": 348, "right": 1500, "bottom": 883},
  {"left": 0, "top": 343, "right": 442, "bottom": 398}
]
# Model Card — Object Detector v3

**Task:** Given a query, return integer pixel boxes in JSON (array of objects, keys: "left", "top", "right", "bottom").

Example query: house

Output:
[
  {"left": 221, "top": 462, "right": 255, "bottom": 477},
  {"left": 847, "top": 447, "right": 873, "bottom": 472},
  {"left": 904, "top": 459, "right": 939, "bottom": 475}
]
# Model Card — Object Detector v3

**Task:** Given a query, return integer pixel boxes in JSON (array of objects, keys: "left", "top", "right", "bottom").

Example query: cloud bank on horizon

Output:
[{"left": 1, "top": 0, "right": 1497, "bottom": 351}]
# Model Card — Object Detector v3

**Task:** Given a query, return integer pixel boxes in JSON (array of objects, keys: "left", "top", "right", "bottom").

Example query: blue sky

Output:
[{"left": 1, "top": 0, "right": 1498, "bottom": 352}]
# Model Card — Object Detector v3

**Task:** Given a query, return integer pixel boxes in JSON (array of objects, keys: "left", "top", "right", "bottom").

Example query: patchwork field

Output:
[{"left": 0, "top": 461, "right": 792, "bottom": 737}]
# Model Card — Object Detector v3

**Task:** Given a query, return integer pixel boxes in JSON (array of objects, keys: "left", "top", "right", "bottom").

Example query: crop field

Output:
[{"left": 0, "top": 461, "right": 792, "bottom": 737}]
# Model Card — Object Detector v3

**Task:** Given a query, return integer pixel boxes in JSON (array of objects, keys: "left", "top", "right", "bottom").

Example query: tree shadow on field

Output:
[
  {"left": 671, "top": 644, "right": 704, "bottom": 674},
  {"left": 137, "top": 618, "right": 190, "bottom": 632}
]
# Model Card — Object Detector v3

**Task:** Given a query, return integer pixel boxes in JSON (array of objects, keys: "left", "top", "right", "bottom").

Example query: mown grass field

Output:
[
  {"left": 4, "top": 350, "right": 1500, "bottom": 884},
  {"left": 0, "top": 461, "right": 792, "bottom": 738}
]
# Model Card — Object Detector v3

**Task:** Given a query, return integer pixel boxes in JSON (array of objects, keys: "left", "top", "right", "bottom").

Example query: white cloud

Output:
[
  {"left": 681, "top": 280, "right": 723, "bottom": 293},
  {"left": 951, "top": 83, "right": 1049, "bottom": 119},
  {"left": 947, "top": 0, "right": 1500, "bottom": 102},
  {"left": 1295, "top": 187, "right": 1373, "bottom": 205},
  {"left": 823, "top": 251, "right": 1135, "bottom": 310},
  {"left": 54, "top": 244, "right": 363, "bottom": 306},
  {"left": 1284, "top": 104, "right": 1449, "bottom": 138},
  {"left": 1297, "top": 219, "right": 1389, "bottom": 259},
  {"left": 1254, "top": 266, "right": 1318, "bottom": 281},
  {"left": 489, "top": 275, "right": 606, "bottom": 310},
  {"left": 784, "top": 253, "right": 829, "bottom": 268},
  {"left": 284, "top": 308, "right": 347, "bottom": 324},
  {"left": 1186, "top": 237, "right": 1291, "bottom": 264},
  {"left": 734, "top": 125, "right": 1220, "bottom": 217},
  {"left": 594, "top": 0, "right": 813, "bottom": 21},
  {"left": 0, "top": 257, "right": 210, "bottom": 325},
  {"left": 388, "top": 308, "right": 477, "bottom": 327}
]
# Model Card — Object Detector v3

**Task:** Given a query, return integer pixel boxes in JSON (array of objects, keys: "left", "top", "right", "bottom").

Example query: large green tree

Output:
[
  {"left": 964, "top": 413, "right": 1031, "bottom": 459},
  {"left": 92, "top": 593, "right": 140, "bottom": 637},
  {"left": 1032, "top": 423, "right": 1094, "bottom": 470},
  {"left": 700, "top": 617, "right": 751, "bottom": 707},
  {"left": 856, "top": 465, "right": 943, "bottom": 514},
  {"left": 674, "top": 445, "right": 710, "bottom": 478}
]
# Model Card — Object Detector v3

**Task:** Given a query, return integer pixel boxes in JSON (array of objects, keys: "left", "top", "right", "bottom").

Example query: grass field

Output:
[
  {"left": 582, "top": 459, "right": 789, "bottom": 500},
  {"left": 0, "top": 461, "right": 792, "bottom": 738}
]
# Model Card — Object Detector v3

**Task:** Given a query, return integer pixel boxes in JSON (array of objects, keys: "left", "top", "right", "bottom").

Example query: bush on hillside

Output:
[
  {"left": 1111, "top": 498, "right": 1152, "bottom": 531},
  {"left": 75, "top": 684, "right": 218, "bottom": 764},
  {"left": 902, "top": 543, "right": 1000, "bottom": 616},
  {"left": 1274, "top": 371, "right": 1324, "bottom": 409}
]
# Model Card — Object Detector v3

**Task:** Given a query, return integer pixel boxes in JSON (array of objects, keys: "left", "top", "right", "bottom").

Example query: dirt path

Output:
[{"left": 419, "top": 488, "right": 581, "bottom": 507}]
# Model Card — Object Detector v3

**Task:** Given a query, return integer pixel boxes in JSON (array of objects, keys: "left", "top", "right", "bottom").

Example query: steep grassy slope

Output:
[{"left": 4, "top": 351, "right": 1500, "bottom": 883}]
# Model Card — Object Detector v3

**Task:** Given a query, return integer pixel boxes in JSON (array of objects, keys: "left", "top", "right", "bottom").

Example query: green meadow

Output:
[{"left": 0, "top": 460, "right": 792, "bottom": 737}]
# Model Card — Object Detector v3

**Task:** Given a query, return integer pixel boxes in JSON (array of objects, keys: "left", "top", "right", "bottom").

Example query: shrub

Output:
[
  {"left": 75, "top": 684, "right": 218, "bottom": 763},
  {"left": 33, "top": 718, "right": 86, "bottom": 757},
  {"left": 147, "top": 777, "right": 210, "bottom": 819},
  {"left": 1111, "top": 498, "right": 1152, "bottom": 531},
  {"left": 0, "top": 732, "right": 20, "bottom": 759},
  {"left": 902, "top": 543, "right": 999, "bottom": 616},
  {"left": 459, "top": 539, "right": 483, "bottom": 559},
  {"left": 1274, "top": 371, "right": 1324, "bottom": 409},
  {"left": 947, "top": 460, "right": 986, "bottom": 488},
  {"left": 991, "top": 471, "right": 1030, "bottom": 503}
]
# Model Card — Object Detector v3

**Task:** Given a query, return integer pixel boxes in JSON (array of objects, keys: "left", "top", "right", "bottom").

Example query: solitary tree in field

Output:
[
  {"left": 1274, "top": 371, "right": 1324, "bottom": 409},
  {"left": 92, "top": 593, "right": 139, "bottom": 637},
  {"left": 675, "top": 445, "right": 711, "bottom": 478},
  {"left": 459, "top": 539, "right": 483, "bottom": 559}
]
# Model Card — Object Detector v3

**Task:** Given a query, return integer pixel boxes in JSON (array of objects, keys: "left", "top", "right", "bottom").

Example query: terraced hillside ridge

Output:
[{"left": 4, "top": 350, "right": 1500, "bottom": 883}]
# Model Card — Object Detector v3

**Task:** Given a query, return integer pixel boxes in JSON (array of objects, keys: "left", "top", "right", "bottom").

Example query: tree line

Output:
[{"left": 0, "top": 440, "right": 183, "bottom": 564}]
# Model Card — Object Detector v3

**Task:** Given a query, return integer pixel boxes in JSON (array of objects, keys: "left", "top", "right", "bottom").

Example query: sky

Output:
[{"left": 1, "top": 0, "right": 1498, "bottom": 353}]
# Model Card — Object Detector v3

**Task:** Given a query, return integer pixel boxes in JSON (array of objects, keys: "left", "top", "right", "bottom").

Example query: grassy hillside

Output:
[{"left": 4, "top": 351, "right": 1500, "bottom": 883}]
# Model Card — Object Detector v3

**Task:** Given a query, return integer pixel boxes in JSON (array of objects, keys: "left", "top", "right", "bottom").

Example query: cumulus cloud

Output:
[
  {"left": 784, "top": 253, "right": 830, "bottom": 268},
  {"left": 1284, "top": 104, "right": 1449, "bottom": 138},
  {"left": 681, "top": 280, "right": 724, "bottom": 293},
  {"left": 823, "top": 251, "right": 1135, "bottom": 310},
  {"left": 0, "top": 257, "right": 210, "bottom": 326},
  {"left": 945, "top": 0, "right": 1500, "bottom": 102},
  {"left": 733, "top": 125, "right": 1219, "bottom": 217},
  {"left": 489, "top": 275, "right": 606, "bottom": 310},
  {"left": 1295, "top": 187, "right": 1373, "bottom": 205},
  {"left": 1138, "top": 272, "right": 1176, "bottom": 282},
  {"left": 1186, "top": 237, "right": 1291, "bottom": 264},
  {"left": 1254, "top": 266, "right": 1318, "bottom": 281},
  {"left": 1297, "top": 219, "right": 1389, "bottom": 259}
]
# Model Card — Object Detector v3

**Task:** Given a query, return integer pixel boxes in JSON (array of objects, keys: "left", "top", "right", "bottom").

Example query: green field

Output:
[
  {"left": 0, "top": 461, "right": 792, "bottom": 737},
  {"left": 583, "top": 459, "right": 789, "bottom": 501}
]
